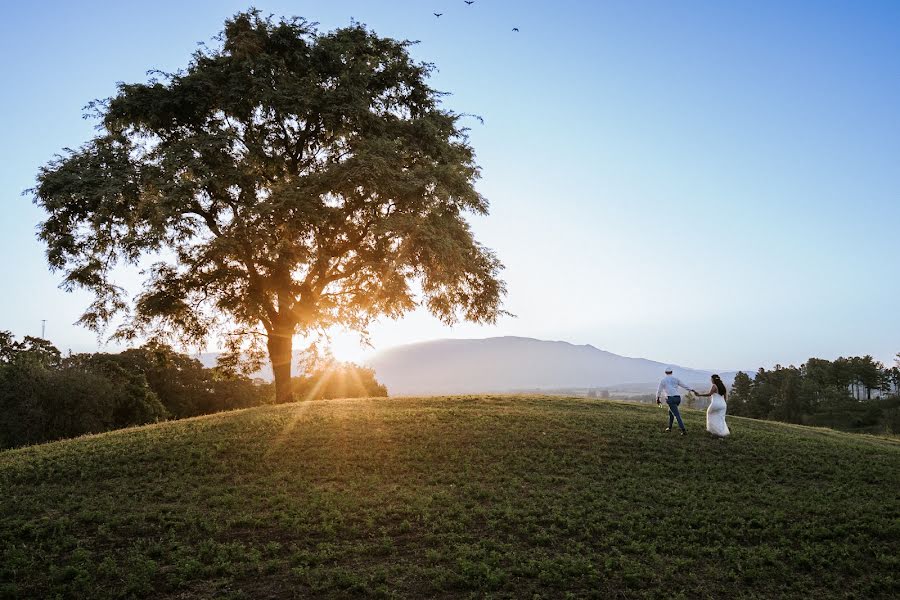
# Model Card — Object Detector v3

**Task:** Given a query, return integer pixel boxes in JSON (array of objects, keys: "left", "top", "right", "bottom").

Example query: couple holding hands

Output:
[{"left": 656, "top": 368, "right": 730, "bottom": 437}]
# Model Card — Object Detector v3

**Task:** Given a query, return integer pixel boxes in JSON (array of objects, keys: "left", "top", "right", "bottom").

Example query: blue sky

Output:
[{"left": 2, "top": 0, "right": 899, "bottom": 370}]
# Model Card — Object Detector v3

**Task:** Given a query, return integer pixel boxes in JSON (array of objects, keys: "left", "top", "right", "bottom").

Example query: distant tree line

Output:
[
  {"left": 729, "top": 354, "right": 900, "bottom": 434},
  {"left": 0, "top": 332, "right": 388, "bottom": 449},
  {"left": 293, "top": 362, "right": 387, "bottom": 401}
]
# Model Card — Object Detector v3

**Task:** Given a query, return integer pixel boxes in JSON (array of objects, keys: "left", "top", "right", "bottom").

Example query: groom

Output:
[{"left": 656, "top": 367, "right": 695, "bottom": 435}]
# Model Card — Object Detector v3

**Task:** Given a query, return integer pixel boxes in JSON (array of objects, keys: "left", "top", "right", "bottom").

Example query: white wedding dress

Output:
[{"left": 706, "top": 393, "right": 730, "bottom": 437}]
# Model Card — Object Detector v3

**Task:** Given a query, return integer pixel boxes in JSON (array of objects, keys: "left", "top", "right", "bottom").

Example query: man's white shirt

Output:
[{"left": 657, "top": 375, "right": 692, "bottom": 399}]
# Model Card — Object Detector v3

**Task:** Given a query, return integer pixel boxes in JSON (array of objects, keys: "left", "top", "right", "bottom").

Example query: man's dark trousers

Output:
[{"left": 666, "top": 396, "right": 686, "bottom": 431}]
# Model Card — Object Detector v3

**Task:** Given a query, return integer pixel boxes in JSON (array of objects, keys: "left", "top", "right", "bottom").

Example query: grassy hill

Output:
[{"left": 1, "top": 396, "right": 898, "bottom": 599}]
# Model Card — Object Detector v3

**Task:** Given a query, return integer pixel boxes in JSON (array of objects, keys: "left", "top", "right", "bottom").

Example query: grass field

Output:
[{"left": 1, "top": 396, "right": 898, "bottom": 599}]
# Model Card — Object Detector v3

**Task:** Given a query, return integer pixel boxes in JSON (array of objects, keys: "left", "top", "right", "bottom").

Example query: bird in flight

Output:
[
  {"left": 465, "top": 1, "right": 475, "bottom": 4},
  {"left": 434, "top": 12, "right": 443, "bottom": 17},
  {"left": 512, "top": 27, "right": 520, "bottom": 32}
]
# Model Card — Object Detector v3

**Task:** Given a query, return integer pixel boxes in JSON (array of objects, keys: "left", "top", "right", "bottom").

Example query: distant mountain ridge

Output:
[
  {"left": 197, "top": 336, "right": 745, "bottom": 396},
  {"left": 367, "top": 336, "right": 743, "bottom": 396}
]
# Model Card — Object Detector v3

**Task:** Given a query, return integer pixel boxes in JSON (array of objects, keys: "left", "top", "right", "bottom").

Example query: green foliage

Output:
[
  {"left": 0, "top": 332, "right": 61, "bottom": 368},
  {"left": 729, "top": 355, "right": 900, "bottom": 433},
  {"left": 292, "top": 361, "right": 388, "bottom": 401},
  {"left": 0, "top": 344, "right": 166, "bottom": 449},
  {"left": 1, "top": 397, "right": 898, "bottom": 598},
  {"left": 71, "top": 342, "right": 270, "bottom": 418},
  {"left": 32, "top": 10, "right": 505, "bottom": 402},
  {"left": 728, "top": 370, "right": 753, "bottom": 412},
  {"left": 0, "top": 332, "right": 269, "bottom": 449}
]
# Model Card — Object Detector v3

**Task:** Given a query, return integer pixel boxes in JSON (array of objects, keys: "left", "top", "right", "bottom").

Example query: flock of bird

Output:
[{"left": 433, "top": 1, "right": 519, "bottom": 32}]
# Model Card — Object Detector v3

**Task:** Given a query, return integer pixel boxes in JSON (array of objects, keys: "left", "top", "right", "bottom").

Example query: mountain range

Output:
[
  {"left": 367, "top": 336, "right": 743, "bottom": 396},
  {"left": 198, "top": 336, "right": 744, "bottom": 396}
]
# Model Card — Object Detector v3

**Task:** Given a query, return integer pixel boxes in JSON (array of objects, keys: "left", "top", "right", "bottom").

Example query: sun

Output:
[{"left": 323, "top": 328, "right": 374, "bottom": 365}]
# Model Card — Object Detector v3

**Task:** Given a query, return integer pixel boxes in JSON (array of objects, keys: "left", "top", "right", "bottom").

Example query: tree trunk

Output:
[{"left": 268, "top": 327, "right": 294, "bottom": 404}]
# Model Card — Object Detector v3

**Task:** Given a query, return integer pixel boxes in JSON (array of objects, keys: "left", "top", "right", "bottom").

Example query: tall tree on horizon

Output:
[
  {"left": 728, "top": 370, "right": 753, "bottom": 414},
  {"left": 32, "top": 10, "right": 506, "bottom": 403}
]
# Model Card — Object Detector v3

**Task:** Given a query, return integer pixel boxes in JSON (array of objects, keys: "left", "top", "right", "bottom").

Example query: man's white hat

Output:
[{"left": 665, "top": 367, "right": 674, "bottom": 373}]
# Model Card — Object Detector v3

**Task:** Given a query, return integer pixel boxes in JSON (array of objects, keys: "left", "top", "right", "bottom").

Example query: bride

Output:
[{"left": 694, "top": 374, "right": 730, "bottom": 437}]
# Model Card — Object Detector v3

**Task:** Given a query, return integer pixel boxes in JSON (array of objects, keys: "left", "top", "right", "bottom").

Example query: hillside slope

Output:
[
  {"left": 1, "top": 397, "right": 898, "bottom": 599},
  {"left": 368, "top": 337, "right": 741, "bottom": 395}
]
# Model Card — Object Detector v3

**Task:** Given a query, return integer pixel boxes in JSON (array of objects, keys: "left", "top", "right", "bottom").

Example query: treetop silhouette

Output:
[{"left": 33, "top": 10, "right": 506, "bottom": 402}]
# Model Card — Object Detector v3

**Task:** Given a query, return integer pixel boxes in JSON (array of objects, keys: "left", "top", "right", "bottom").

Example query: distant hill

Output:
[
  {"left": 196, "top": 336, "right": 745, "bottom": 396},
  {"left": 368, "top": 336, "right": 743, "bottom": 396},
  {"left": 2, "top": 396, "right": 897, "bottom": 598}
]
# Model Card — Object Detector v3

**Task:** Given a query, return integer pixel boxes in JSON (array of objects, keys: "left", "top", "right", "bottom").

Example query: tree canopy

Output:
[
  {"left": 33, "top": 10, "right": 505, "bottom": 401},
  {"left": 728, "top": 355, "right": 900, "bottom": 433}
]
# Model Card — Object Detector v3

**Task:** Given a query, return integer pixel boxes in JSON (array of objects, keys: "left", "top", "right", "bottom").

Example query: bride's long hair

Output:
[{"left": 711, "top": 374, "right": 727, "bottom": 397}]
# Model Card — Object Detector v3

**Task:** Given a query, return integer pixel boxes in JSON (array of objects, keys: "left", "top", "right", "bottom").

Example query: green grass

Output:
[{"left": 2, "top": 396, "right": 898, "bottom": 599}]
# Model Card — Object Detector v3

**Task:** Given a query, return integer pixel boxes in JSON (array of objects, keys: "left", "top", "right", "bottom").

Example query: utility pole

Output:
[{"left": 41, "top": 320, "right": 47, "bottom": 339}]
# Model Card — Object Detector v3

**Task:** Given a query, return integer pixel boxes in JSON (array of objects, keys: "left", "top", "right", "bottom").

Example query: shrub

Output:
[{"left": 0, "top": 358, "right": 165, "bottom": 449}]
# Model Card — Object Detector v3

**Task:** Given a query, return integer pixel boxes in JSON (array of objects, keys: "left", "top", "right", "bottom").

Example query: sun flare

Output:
[{"left": 322, "top": 329, "right": 374, "bottom": 365}]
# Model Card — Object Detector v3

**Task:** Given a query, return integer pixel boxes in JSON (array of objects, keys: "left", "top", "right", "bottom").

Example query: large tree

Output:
[{"left": 33, "top": 11, "right": 506, "bottom": 402}]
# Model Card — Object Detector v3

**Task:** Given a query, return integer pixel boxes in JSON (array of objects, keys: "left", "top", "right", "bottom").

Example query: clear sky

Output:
[{"left": 2, "top": 0, "right": 899, "bottom": 370}]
